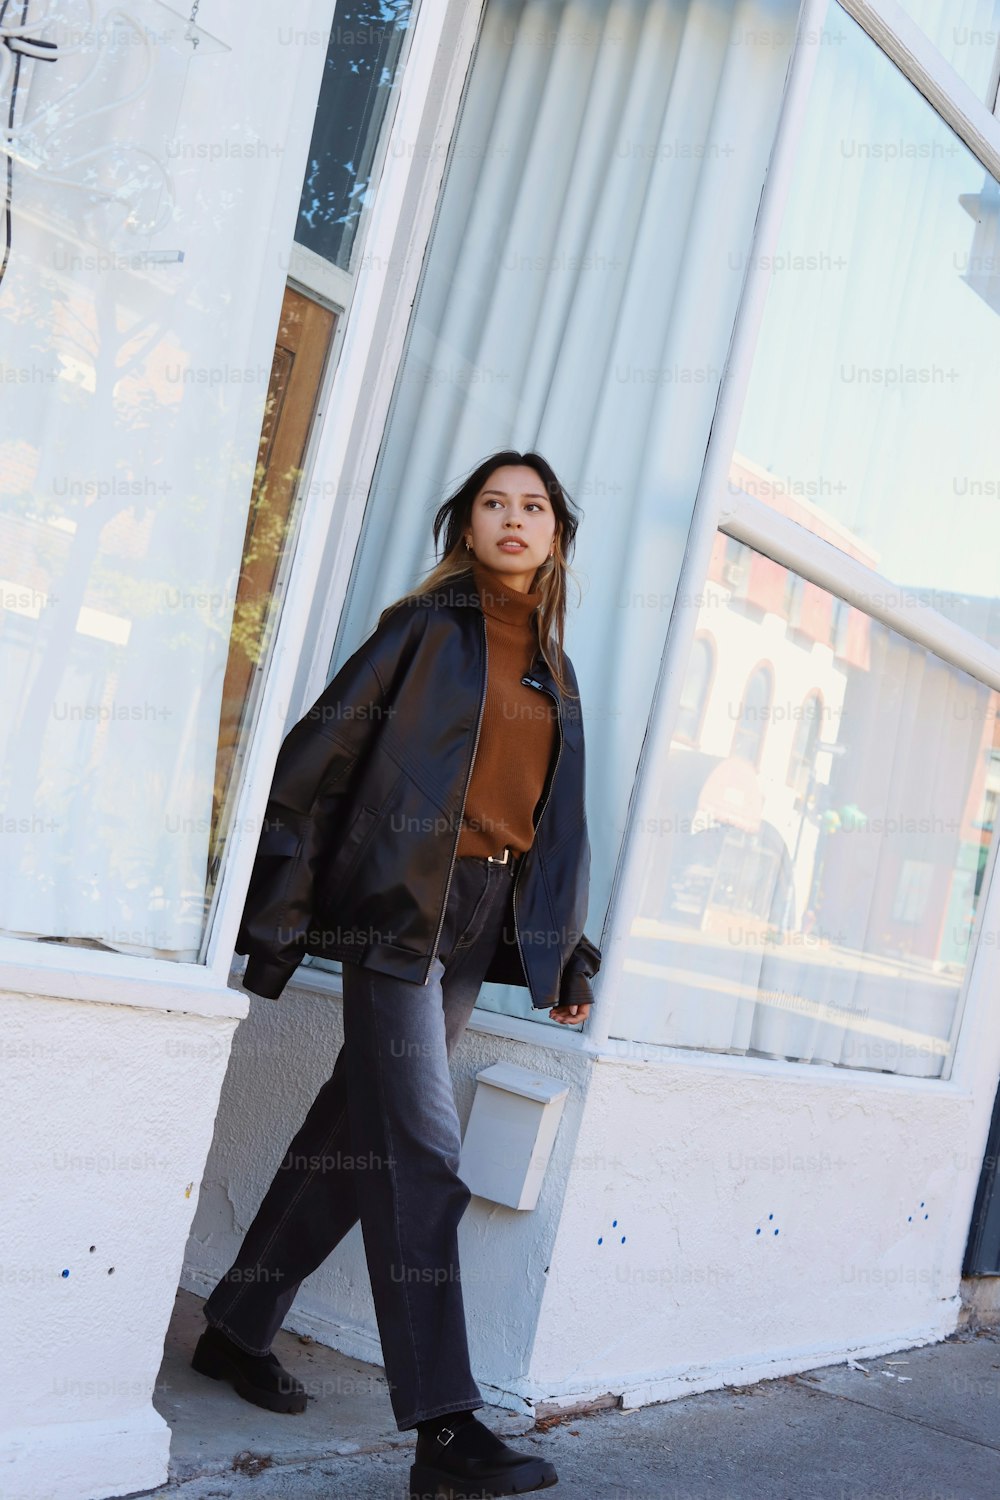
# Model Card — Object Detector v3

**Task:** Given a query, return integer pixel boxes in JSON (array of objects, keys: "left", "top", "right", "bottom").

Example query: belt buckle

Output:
[{"left": 487, "top": 846, "right": 511, "bottom": 865}]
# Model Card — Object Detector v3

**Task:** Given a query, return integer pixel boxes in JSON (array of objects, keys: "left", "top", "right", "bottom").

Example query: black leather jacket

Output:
[{"left": 235, "top": 566, "right": 601, "bottom": 1009}]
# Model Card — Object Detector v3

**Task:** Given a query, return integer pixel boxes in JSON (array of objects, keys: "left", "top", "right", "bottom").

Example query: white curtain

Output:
[{"left": 333, "top": 0, "right": 800, "bottom": 1015}]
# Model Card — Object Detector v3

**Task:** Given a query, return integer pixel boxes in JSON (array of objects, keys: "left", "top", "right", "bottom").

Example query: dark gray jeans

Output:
[{"left": 203, "top": 852, "right": 520, "bottom": 1430}]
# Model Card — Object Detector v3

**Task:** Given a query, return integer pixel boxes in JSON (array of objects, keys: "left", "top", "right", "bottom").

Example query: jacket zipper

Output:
[
  {"left": 512, "top": 661, "right": 563, "bottom": 1005},
  {"left": 423, "top": 612, "right": 489, "bottom": 983}
]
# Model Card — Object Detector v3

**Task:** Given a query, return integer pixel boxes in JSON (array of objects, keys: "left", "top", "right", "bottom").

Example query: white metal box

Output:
[{"left": 460, "top": 1060, "right": 570, "bottom": 1210}]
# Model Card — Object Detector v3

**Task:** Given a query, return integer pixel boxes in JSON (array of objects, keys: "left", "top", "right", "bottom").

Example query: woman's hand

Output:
[{"left": 548, "top": 1001, "right": 591, "bottom": 1026}]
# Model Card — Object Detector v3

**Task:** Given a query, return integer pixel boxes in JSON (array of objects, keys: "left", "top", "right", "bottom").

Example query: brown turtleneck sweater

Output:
[{"left": 454, "top": 558, "right": 558, "bottom": 859}]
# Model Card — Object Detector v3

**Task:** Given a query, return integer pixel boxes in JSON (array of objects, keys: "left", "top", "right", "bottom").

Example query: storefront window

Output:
[
  {"left": 619, "top": 536, "right": 999, "bottom": 1079},
  {"left": 733, "top": 2, "right": 1000, "bottom": 646},
  {"left": 0, "top": 6, "right": 413, "bottom": 964},
  {"left": 316, "top": 0, "right": 800, "bottom": 1015},
  {"left": 612, "top": 3, "right": 1000, "bottom": 1076}
]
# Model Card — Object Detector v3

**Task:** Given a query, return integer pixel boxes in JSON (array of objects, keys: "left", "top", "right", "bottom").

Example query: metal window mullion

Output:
[
  {"left": 719, "top": 493, "right": 1000, "bottom": 693},
  {"left": 943, "top": 810, "right": 1000, "bottom": 1085},
  {"left": 287, "top": 243, "right": 353, "bottom": 312},
  {"left": 836, "top": 0, "right": 1000, "bottom": 179},
  {"left": 586, "top": 0, "right": 831, "bottom": 1054}
]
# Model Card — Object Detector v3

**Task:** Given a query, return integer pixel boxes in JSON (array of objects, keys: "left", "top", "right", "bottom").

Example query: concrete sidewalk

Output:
[{"left": 133, "top": 1289, "right": 1000, "bottom": 1500}]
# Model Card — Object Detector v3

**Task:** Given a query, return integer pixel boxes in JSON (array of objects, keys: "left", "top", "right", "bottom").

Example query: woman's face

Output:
[{"left": 464, "top": 465, "right": 558, "bottom": 592}]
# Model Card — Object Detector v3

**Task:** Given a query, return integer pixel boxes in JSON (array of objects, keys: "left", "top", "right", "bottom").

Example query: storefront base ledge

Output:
[
  {"left": 0, "top": 1405, "right": 169, "bottom": 1500},
  {"left": 0, "top": 966, "right": 249, "bottom": 1022},
  {"left": 285, "top": 969, "right": 593, "bottom": 1057},
  {"left": 592, "top": 1043, "right": 975, "bottom": 1098},
  {"left": 185, "top": 1271, "right": 962, "bottom": 1427},
  {"left": 523, "top": 1303, "right": 962, "bottom": 1419},
  {"left": 278, "top": 1312, "right": 541, "bottom": 1425}
]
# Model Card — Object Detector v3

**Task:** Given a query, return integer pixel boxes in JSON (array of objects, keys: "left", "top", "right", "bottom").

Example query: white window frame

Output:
[
  {"left": 588, "top": 0, "right": 1000, "bottom": 1093},
  {"left": 210, "top": 0, "right": 491, "bottom": 975}
]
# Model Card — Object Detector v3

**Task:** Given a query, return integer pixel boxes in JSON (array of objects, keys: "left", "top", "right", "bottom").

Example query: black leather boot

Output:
[
  {"left": 191, "top": 1324, "right": 308, "bottom": 1415},
  {"left": 409, "top": 1414, "right": 558, "bottom": 1498}
]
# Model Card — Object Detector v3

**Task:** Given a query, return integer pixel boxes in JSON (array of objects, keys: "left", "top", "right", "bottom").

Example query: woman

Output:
[{"left": 192, "top": 451, "right": 601, "bottom": 1500}]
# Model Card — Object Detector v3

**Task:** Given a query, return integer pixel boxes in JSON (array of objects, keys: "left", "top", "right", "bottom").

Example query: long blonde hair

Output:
[{"left": 378, "top": 451, "right": 584, "bottom": 700}]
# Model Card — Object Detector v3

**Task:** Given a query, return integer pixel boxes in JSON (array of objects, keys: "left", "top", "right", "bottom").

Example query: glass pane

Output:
[
  {"left": 618, "top": 537, "right": 999, "bottom": 1079},
  {"left": 206, "top": 290, "right": 338, "bottom": 897},
  {"left": 308, "top": 0, "right": 800, "bottom": 1013},
  {"left": 733, "top": 2, "right": 1000, "bottom": 647},
  {"left": 0, "top": 12, "right": 266, "bottom": 963},
  {"left": 295, "top": 2, "right": 414, "bottom": 272},
  {"left": 895, "top": 0, "right": 1000, "bottom": 99},
  {"left": 0, "top": 12, "right": 366, "bottom": 962}
]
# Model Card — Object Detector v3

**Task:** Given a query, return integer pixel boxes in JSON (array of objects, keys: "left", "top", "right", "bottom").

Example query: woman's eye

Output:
[{"left": 484, "top": 499, "right": 543, "bottom": 510}]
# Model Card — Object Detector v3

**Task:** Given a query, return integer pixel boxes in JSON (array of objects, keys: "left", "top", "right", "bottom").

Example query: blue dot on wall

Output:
[
  {"left": 597, "top": 1236, "right": 602, "bottom": 1244},
  {"left": 61, "top": 1269, "right": 69, "bottom": 1278}
]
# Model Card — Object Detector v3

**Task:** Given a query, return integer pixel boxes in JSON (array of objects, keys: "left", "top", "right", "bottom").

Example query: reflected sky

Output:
[{"left": 735, "top": 4, "right": 1000, "bottom": 621}]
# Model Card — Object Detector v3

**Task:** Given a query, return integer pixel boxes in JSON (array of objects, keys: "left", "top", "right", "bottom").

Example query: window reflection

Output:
[
  {"left": 787, "top": 691, "right": 823, "bottom": 794},
  {"left": 731, "top": 664, "right": 773, "bottom": 768},
  {"left": 676, "top": 636, "right": 714, "bottom": 743},
  {"left": 733, "top": 5, "right": 1000, "bottom": 647},
  {"left": 295, "top": 3, "right": 414, "bottom": 272},
  {"left": 623, "top": 534, "right": 999, "bottom": 1079}
]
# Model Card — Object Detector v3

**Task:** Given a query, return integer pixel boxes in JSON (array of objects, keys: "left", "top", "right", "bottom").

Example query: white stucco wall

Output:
[
  {"left": 186, "top": 922, "right": 1000, "bottom": 1426},
  {"left": 528, "top": 1022, "right": 1000, "bottom": 1410},
  {"left": 183, "top": 979, "right": 592, "bottom": 1414},
  {"left": 1, "top": 990, "right": 240, "bottom": 1500}
]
